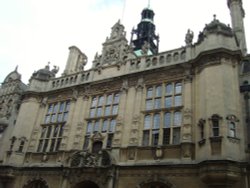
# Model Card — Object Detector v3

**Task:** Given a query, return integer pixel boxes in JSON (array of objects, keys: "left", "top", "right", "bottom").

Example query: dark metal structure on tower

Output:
[{"left": 130, "top": 7, "right": 159, "bottom": 56}]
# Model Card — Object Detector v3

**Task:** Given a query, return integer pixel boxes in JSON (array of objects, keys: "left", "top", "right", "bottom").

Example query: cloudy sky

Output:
[{"left": 0, "top": 0, "right": 250, "bottom": 84}]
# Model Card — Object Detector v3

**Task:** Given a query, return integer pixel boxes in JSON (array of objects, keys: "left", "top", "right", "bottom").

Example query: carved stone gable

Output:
[{"left": 98, "top": 20, "right": 131, "bottom": 66}]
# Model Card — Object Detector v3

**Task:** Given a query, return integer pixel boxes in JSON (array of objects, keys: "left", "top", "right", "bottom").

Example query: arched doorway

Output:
[
  {"left": 74, "top": 181, "right": 99, "bottom": 188},
  {"left": 23, "top": 180, "right": 48, "bottom": 188}
]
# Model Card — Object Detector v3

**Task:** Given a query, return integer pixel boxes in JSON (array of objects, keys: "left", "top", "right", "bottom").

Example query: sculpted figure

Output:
[{"left": 185, "top": 29, "right": 194, "bottom": 46}]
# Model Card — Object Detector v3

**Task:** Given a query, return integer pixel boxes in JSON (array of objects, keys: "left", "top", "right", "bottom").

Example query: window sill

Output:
[
  {"left": 227, "top": 136, "right": 240, "bottom": 144},
  {"left": 86, "top": 114, "right": 118, "bottom": 120},
  {"left": 209, "top": 136, "right": 223, "bottom": 143},
  {"left": 41, "top": 121, "right": 66, "bottom": 126},
  {"left": 198, "top": 139, "right": 206, "bottom": 146},
  {"left": 142, "top": 106, "right": 184, "bottom": 114}
]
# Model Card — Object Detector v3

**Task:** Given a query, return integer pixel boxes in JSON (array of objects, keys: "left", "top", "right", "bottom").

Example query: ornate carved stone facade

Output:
[{"left": 0, "top": 1, "right": 250, "bottom": 188}]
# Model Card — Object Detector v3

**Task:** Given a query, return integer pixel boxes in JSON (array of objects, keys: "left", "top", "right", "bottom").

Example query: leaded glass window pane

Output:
[
  {"left": 109, "top": 119, "right": 116, "bottom": 132},
  {"left": 146, "top": 99, "right": 153, "bottom": 110},
  {"left": 48, "top": 104, "right": 53, "bottom": 113},
  {"left": 147, "top": 87, "right": 153, "bottom": 98},
  {"left": 174, "top": 112, "right": 182, "bottom": 126},
  {"left": 154, "top": 98, "right": 161, "bottom": 109},
  {"left": 102, "top": 120, "right": 108, "bottom": 132},
  {"left": 142, "top": 130, "right": 150, "bottom": 146},
  {"left": 53, "top": 103, "right": 59, "bottom": 113},
  {"left": 94, "top": 121, "right": 100, "bottom": 132},
  {"left": 174, "top": 95, "right": 182, "bottom": 106},
  {"left": 155, "top": 86, "right": 162, "bottom": 97},
  {"left": 87, "top": 122, "right": 92, "bottom": 134},
  {"left": 163, "top": 129, "right": 170, "bottom": 145},
  {"left": 59, "top": 102, "right": 64, "bottom": 112},
  {"left": 90, "top": 108, "right": 95, "bottom": 117},
  {"left": 152, "top": 130, "right": 159, "bottom": 146},
  {"left": 97, "top": 107, "right": 102, "bottom": 116},
  {"left": 165, "top": 97, "right": 172, "bottom": 108},
  {"left": 173, "top": 128, "right": 181, "bottom": 144},
  {"left": 112, "top": 105, "right": 118, "bottom": 115},
  {"left": 164, "top": 113, "right": 171, "bottom": 128},
  {"left": 175, "top": 83, "right": 182, "bottom": 94},
  {"left": 114, "top": 94, "right": 120, "bottom": 104},
  {"left": 57, "top": 113, "right": 63, "bottom": 122},
  {"left": 105, "top": 106, "right": 111, "bottom": 116},
  {"left": 165, "top": 84, "right": 172, "bottom": 95},
  {"left": 106, "top": 94, "right": 113, "bottom": 105},
  {"left": 98, "top": 96, "right": 104, "bottom": 106},
  {"left": 144, "top": 115, "right": 151, "bottom": 129},
  {"left": 91, "top": 97, "right": 97, "bottom": 107},
  {"left": 153, "top": 114, "right": 160, "bottom": 129},
  {"left": 44, "top": 115, "right": 50, "bottom": 124}
]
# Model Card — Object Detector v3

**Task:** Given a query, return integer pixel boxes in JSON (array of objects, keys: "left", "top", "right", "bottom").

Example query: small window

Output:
[
  {"left": 212, "top": 119, "right": 219, "bottom": 137},
  {"left": 229, "top": 122, "right": 236, "bottom": 137}
]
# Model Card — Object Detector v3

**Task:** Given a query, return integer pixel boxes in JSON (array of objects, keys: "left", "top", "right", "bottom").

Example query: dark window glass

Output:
[{"left": 163, "top": 129, "right": 170, "bottom": 145}]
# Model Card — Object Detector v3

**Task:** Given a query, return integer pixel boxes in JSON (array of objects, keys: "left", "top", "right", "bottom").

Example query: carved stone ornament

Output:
[
  {"left": 72, "top": 88, "right": 78, "bottom": 101},
  {"left": 136, "top": 77, "right": 144, "bottom": 91},
  {"left": 70, "top": 150, "right": 112, "bottom": 168},
  {"left": 121, "top": 79, "right": 129, "bottom": 92},
  {"left": 184, "top": 108, "right": 192, "bottom": 119},
  {"left": 92, "top": 132, "right": 104, "bottom": 142},
  {"left": 153, "top": 147, "right": 164, "bottom": 159},
  {"left": 40, "top": 97, "right": 48, "bottom": 107}
]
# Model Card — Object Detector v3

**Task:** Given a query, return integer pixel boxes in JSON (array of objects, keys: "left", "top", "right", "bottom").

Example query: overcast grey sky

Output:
[{"left": 0, "top": 0, "right": 249, "bottom": 84}]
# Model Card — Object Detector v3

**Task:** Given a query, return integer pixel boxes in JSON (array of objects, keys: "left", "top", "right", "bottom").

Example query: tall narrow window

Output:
[
  {"left": 229, "top": 122, "right": 236, "bottom": 137},
  {"left": 18, "top": 140, "right": 25, "bottom": 152},
  {"left": 107, "top": 134, "right": 114, "bottom": 148},
  {"left": 142, "top": 130, "right": 150, "bottom": 146},
  {"left": 144, "top": 115, "right": 151, "bottom": 129},
  {"left": 83, "top": 136, "right": 90, "bottom": 150},
  {"left": 173, "top": 128, "right": 181, "bottom": 144},
  {"left": 212, "top": 119, "right": 219, "bottom": 137},
  {"left": 198, "top": 119, "right": 206, "bottom": 140},
  {"left": 9, "top": 137, "right": 16, "bottom": 151}
]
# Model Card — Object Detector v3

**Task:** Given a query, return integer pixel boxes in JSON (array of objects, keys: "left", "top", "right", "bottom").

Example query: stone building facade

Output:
[{"left": 0, "top": 0, "right": 250, "bottom": 188}]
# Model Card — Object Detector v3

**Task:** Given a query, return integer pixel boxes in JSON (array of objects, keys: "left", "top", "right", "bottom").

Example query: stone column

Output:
[
  {"left": 181, "top": 73, "right": 193, "bottom": 160},
  {"left": 113, "top": 82, "right": 128, "bottom": 147},
  {"left": 128, "top": 78, "right": 144, "bottom": 146}
]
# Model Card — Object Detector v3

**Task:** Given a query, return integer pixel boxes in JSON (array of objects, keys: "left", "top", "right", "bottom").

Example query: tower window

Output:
[
  {"left": 210, "top": 114, "right": 222, "bottom": 137},
  {"left": 229, "top": 122, "right": 236, "bottom": 138}
]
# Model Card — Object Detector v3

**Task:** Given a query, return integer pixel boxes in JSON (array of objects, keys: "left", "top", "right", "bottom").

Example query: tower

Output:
[
  {"left": 228, "top": 0, "right": 247, "bottom": 55},
  {"left": 130, "top": 5, "right": 159, "bottom": 56}
]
